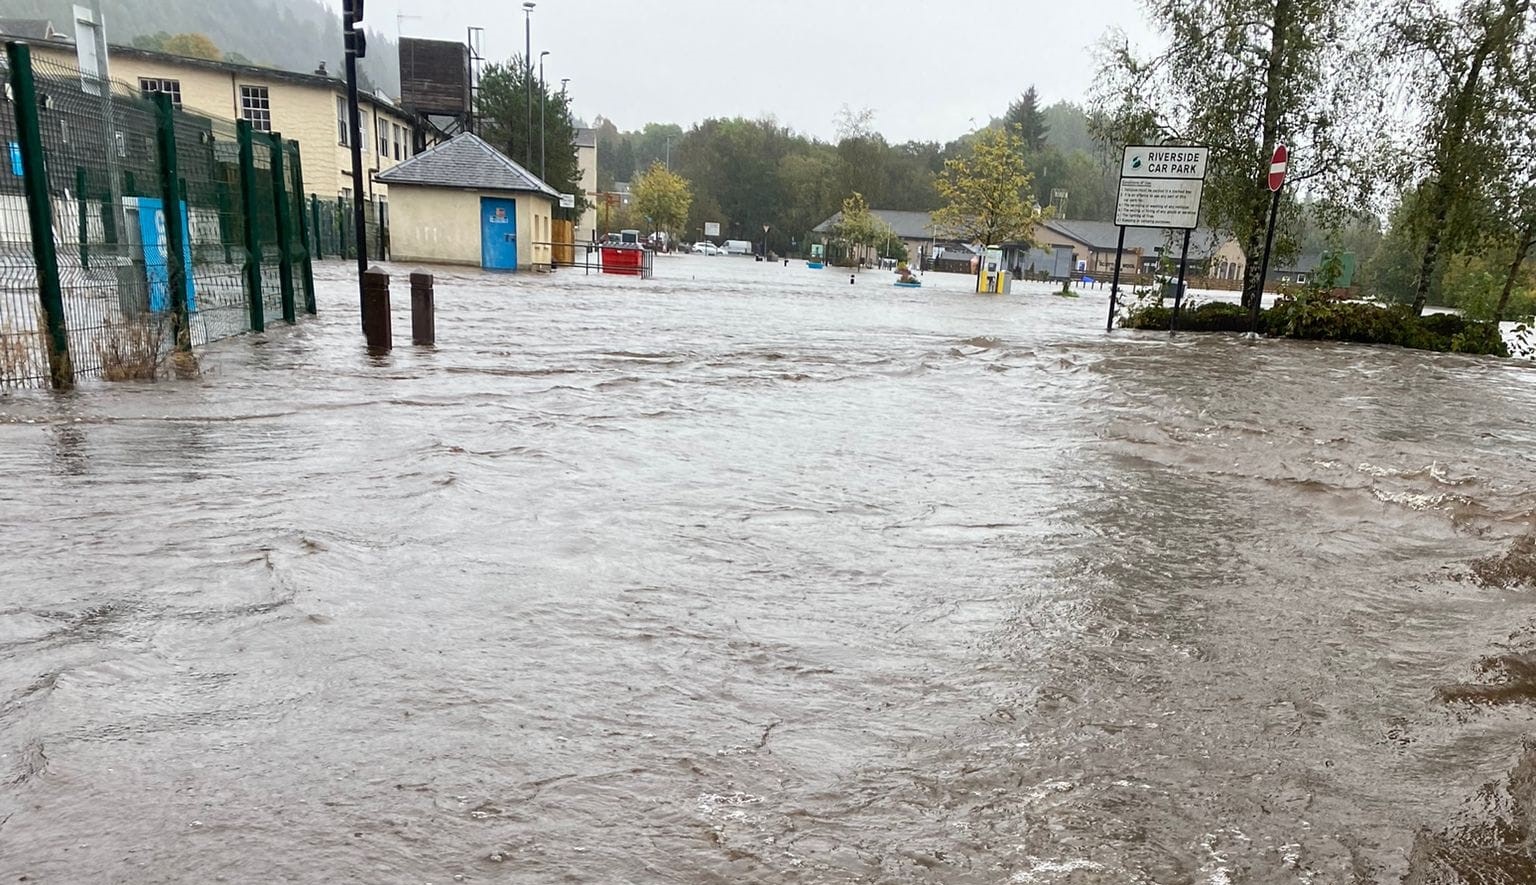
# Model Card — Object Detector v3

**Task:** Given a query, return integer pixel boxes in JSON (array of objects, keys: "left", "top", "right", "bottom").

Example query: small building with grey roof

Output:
[{"left": 377, "top": 132, "right": 558, "bottom": 271}]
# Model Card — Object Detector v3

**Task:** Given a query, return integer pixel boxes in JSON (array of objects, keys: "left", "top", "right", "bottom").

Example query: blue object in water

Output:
[
  {"left": 894, "top": 280, "right": 922, "bottom": 288},
  {"left": 806, "top": 261, "right": 824, "bottom": 269}
]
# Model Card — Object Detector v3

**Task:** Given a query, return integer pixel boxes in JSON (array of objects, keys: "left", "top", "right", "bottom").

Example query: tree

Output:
[
  {"left": 1005, "top": 87, "right": 1049, "bottom": 154},
  {"left": 631, "top": 162, "right": 693, "bottom": 244},
  {"left": 1389, "top": 0, "right": 1533, "bottom": 314},
  {"left": 1092, "top": 0, "right": 1382, "bottom": 308},
  {"left": 933, "top": 125, "right": 1044, "bottom": 248},
  {"left": 142, "top": 32, "right": 221, "bottom": 60},
  {"left": 831, "top": 192, "right": 892, "bottom": 269},
  {"left": 477, "top": 57, "right": 587, "bottom": 214}
]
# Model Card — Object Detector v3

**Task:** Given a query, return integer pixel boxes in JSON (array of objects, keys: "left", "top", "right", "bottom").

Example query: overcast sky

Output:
[{"left": 328, "top": 0, "right": 1162, "bottom": 144}]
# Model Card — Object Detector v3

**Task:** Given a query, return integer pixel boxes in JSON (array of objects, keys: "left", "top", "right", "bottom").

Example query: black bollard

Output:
[
  {"left": 361, "top": 266, "right": 391, "bottom": 351},
  {"left": 849, "top": 274, "right": 855, "bottom": 284},
  {"left": 410, "top": 271, "right": 435, "bottom": 346}
]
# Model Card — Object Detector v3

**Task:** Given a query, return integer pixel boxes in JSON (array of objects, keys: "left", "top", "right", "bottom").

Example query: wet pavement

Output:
[{"left": 2, "top": 256, "right": 1535, "bottom": 883}]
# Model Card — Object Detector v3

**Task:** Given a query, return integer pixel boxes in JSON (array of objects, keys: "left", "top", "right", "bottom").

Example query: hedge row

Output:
[{"left": 1122, "top": 298, "right": 1509, "bottom": 357}]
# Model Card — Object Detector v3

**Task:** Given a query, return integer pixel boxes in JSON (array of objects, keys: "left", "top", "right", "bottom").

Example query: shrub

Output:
[
  {"left": 1122, "top": 300, "right": 1263, "bottom": 333},
  {"left": 94, "top": 315, "right": 168, "bottom": 381},
  {"left": 1123, "top": 294, "right": 1509, "bottom": 356}
]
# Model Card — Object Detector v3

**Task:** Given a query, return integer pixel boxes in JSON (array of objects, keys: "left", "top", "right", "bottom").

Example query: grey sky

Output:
[{"left": 330, "top": 0, "right": 1162, "bottom": 144}]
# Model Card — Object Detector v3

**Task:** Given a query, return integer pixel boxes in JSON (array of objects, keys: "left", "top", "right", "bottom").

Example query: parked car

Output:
[{"left": 692, "top": 241, "right": 721, "bottom": 255}]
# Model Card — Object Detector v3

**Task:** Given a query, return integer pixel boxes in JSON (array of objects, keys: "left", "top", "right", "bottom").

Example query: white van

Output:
[{"left": 722, "top": 239, "right": 754, "bottom": 256}]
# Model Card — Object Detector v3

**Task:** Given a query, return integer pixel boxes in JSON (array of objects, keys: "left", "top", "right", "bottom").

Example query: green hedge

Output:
[{"left": 1123, "top": 297, "right": 1508, "bottom": 357}]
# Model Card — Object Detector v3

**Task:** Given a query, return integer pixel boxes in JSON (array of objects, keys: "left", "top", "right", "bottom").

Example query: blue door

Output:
[{"left": 481, "top": 197, "right": 518, "bottom": 271}]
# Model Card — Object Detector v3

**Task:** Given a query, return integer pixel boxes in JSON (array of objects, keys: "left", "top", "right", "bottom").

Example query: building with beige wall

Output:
[
  {"left": 1034, "top": 220, "right": 1244, "bottom": 279},
  {"left": 377, "top": 133, "right": 557, "bottom": 272},
  {"left": 25, "top": 37, "right": 419, "bottom": 202}
]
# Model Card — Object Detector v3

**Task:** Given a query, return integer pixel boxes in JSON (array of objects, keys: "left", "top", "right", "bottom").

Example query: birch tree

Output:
[
  {"left": 1389, "top": 0, "right": 1534, "bottom": 314},
  {"left": 1091, "top": 0, "right": 1383, "bottom": 308}
]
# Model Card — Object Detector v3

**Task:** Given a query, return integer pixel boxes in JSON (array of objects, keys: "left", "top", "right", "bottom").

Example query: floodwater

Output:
[{"left": 2, "top": 256, "right": 1535, "bottom": 884}]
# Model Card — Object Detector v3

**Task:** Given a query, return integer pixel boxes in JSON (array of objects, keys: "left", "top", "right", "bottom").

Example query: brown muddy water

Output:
[{"left": 2, "top": 257, "right": 1535, "bottom": 884}]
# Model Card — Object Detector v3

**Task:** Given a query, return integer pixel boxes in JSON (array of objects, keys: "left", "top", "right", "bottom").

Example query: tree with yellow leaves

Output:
[
  {"left": 933, "top": 125, "right": 1044, "bottom": 249},
  {"left": 631, "top": 161, "right": 693, "bottom": 246}
]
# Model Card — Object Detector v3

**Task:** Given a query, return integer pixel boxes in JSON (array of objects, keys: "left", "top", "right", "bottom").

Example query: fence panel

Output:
[
  {"left": 251, "top": 134, "right": 286, "bottom": 327},
  {"left": 177, "top": 114, "right": 249, "bottom": 346},
  {"left": 0, "top": 45, "right": 316, "bottom": 387},
  {"left": 29, "top": 54, "right": 166, "bottom": 381}
]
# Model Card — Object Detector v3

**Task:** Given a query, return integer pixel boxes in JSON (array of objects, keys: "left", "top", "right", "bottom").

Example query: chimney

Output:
[{"left": 315, "top": 61, "right": 328, "bottom": 76}]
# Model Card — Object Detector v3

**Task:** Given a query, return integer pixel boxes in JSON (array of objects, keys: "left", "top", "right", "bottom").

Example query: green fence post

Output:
[
  {"left": 236, "top": 120, "right": 264, "bottom": 333},
  {"left": 75, "top": 167, "right": 89, "bottom": 269},
  {"left": 268, "top": 132, "right": 296, "bottom": 324},
  {"left": 310, "top": 194, "right": 322, "bottom": 259},
  {"left": 152, "top": 92, "right": 191, "bottom": 352},
  {"left": 289, "top": 141, "right": 317, "bottom": 314},
  {"left": 100, "top": 187, "right": 117, "bottom": 247},
  {"left": 6, "top": 42, "right": 71, "bottom": 389}
]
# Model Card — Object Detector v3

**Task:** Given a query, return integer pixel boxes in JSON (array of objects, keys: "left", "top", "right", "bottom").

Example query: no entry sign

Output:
[{"left": 1268, "top": 144, "right": 1288, "bottom": 192}]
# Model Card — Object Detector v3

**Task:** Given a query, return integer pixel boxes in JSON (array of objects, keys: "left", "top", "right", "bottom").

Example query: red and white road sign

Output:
[{"left": 1267, "top": 144, "right": 1289, "bottom": 192}]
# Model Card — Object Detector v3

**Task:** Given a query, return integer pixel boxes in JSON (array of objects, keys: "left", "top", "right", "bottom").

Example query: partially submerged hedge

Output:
[{"left": 1123, "top": 296, "right": 1509, "bottom": 357}]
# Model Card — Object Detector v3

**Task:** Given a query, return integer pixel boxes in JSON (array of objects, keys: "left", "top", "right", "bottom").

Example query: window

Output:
[
  {"left": 337, "top": 95, "right": 349, "bottom": 146},
  {"left": 239, "top": 85, "right": 270, "bottom": 132},
  {"left": 392, "top": 124, "right": 402, "bottom": 161},
  {"left": 377, "top": 115, "right": 389, "bottom": 158},
  {"left": 359, "top": 111, "right": 369, "bottom": 154},
  {"left": 139, "top": 78, "right": 182, "bottom": 108}
]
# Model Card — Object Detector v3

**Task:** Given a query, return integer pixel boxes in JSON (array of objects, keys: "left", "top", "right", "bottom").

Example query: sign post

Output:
[
  {"left": 1109, "top": 145, "right": 1209, "bottom": 332},
  {"left": 1247, "top": 143, "right": 1288, "bottom": 337}
]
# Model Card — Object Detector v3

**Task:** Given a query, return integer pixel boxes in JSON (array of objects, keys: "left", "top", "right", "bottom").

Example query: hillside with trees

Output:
[
  {"left": 8, "top": 0, "right": 400, "bottom": 94},
  {"left": 592, "top": 95, "right": 1119, "bottom": 256}
]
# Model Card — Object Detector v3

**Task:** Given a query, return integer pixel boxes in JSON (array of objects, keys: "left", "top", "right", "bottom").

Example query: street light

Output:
[
  {"left": 539, "top": 50, "right": 549, "bottom": 181},
  {"left": 560, "top": 77, "right": 569, "bottom": 97},
  {"left": 522, "top": 1, "right": 535, "bottom": 168},
  {"left": 762, "top": 224, "right": 770, "bottom": 259}
]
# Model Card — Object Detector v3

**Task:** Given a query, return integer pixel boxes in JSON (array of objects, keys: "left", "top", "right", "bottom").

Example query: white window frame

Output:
[
  {"left": 239, "top": 85, "right": 271, "bottom": 132},
  {"left": 139, "top": 77, "right": 182, "bottom": 108},
  {"left": 377, "top": 114, "right": 389, "bottom": 158},
  {"left": 392, "top": 123, "right": 402, "bottom": 161},
  {"left": 337, "top": 95, "right": 349, "bottom": 146}
]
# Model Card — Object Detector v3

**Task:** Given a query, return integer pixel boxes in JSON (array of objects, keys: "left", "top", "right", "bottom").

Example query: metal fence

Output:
[
  {"left": 0, "top": 41, "right": 315, "bottom": 389},
  {"left": 306, "top": 194, "right": 388, "bottom": 263}
]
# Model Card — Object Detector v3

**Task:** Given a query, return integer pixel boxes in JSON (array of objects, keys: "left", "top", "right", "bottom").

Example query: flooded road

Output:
[{"left": 2, "top": 256, "right": 1535, "bottom": 883}]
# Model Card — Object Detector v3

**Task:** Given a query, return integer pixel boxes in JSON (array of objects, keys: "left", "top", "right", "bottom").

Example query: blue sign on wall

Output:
[
  {"left": 136, "top": 197, "right": 196, "bottom": 312},
  {"left": 9, "top": 143, "right": 21, "bottom": 176}
]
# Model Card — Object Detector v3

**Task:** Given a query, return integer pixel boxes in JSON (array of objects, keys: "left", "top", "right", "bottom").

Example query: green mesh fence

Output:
[
  {"left": 178, "top": 114, "right": 248, "bottom": 346},
  {"left": 1, "top": 45, "right": 315, "bottom": 388}
]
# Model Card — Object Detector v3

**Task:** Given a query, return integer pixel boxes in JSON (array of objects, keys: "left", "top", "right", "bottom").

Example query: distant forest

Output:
[
  {"left": 592, "top": 94, "right": 1126, "bottom": 251},
  {"left": 9, "top": 0, "right": 400, "bottom": 94}
]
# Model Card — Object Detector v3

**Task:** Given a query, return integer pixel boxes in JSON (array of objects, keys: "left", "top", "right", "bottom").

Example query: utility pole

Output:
[
  {"left": 343, "top": 0, "right": 368, "bottom": 324},
  {"left": 522, "top": 2, "right": 535, "bottom": 168},
  {"left": 539, "top": 51, "right": 549, "bottom": 181}
]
